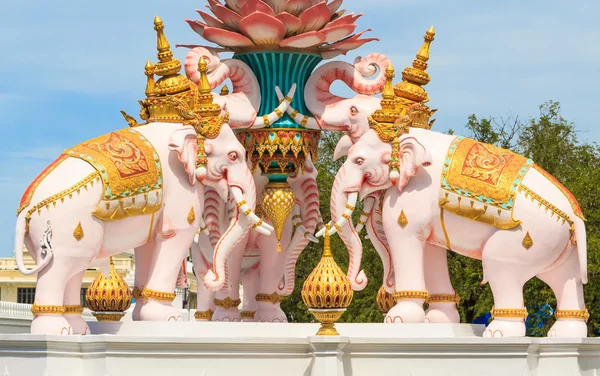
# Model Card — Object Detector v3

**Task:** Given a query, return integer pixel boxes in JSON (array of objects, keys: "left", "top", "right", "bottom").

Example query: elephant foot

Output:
[
  {"left": 139, "top": 300, "right": 182, "bottom": 322},
  {"left": 64, "top": 314, "right": 89, "bottom": 335},
  {"left": 31, "top": 315, "right": 72, "bottom": 335},
  {"left": 212, "top": 307, "right": 241, "bottom": 322},
  {"left": 548, "top": 319, "right": 588, "bottom": 338},
  {"left": 483, "top": 319, "right": 525, "bottom": 338},
  {"left": 385, "top": 300, "right": 425, "bottom": 323},
  {"left": 255, "top": 303, "right": 287, "bottom": 323},
  {"left": 425, "top": 303, "right": 460, "bottom": 323}
]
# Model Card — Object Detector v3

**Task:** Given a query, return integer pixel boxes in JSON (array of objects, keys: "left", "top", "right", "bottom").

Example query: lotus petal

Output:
[
  {"left": 207, "top": 0, "right": 222, "bottom": 12},
  {"left": 298, "top": 2, "right": 331, "bottom": 33},
  {"left": 240, "top": 12, "right": 286, "bottom": 45},
  {"left": 326, "top": 12, "right": 361, "bottom": 28},
  {"left": 320, "top": 23, "right": 356, "bottom": 43},
  {"left": 326, "top": 0, "right": 343, "bottom": 14},
  {"left": 203, "top": 26, "right": 255, "bottom": 47},
  {"left": 213, "top": 4, "right": 243, "bottom": 30},
  {"left": 323, "top": 35, "right": 378, "bottom": 52},
  {"left": 320, "top": 49, "right": 347, "bottom": 59},
  {"left": 175, "top": 44, "right": 233, "bottom": 53},
  {"left": 196, "top": 9, "right": 226, "bottom": 29},
  {"left": 280, "top": 30, "right": 326, "bottom": 48},
  {"left": 240, "top": 0, "right": 275, "bottom": 17},
  {"left": 275, "top": 11, "right": 302, "bottom": 35},
  {"left": 186, "top": 19, "right": 207, "bottom": 37},
  {"left": 224, "top": 0, "right": 247, "bottom": 13},
  {"left": 266, "top": 0, "right": 288, "bottom": 13},
  {"left": 285, "top": 0, "right": 314, "bottom": 16}
]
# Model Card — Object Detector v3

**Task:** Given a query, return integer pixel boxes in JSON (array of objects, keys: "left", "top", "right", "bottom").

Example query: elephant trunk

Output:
[
  {"left": 305, "top": 53, "right": 391, "bottom": 122},
  {"left": 204, "top": 187, "right": 226, "bottom": 248},
  {"left": 330, "top": 164, "right": 367, "bottom": 291},
  {"left": 367, "top": 197, "right": 395, "bottom": 293}
]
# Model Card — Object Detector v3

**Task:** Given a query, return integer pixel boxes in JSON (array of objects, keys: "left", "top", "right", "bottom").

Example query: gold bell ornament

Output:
[
  {"left": 260, "top": 182, "right": 296, "bottom": 252},
  {"left": 302, "top": 225, "right": 354, "bottom": 336}
]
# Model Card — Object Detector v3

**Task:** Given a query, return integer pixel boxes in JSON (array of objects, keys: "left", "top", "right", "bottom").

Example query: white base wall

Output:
[{"left": 0, "top": 322, "right": 599, "bottom": 376}]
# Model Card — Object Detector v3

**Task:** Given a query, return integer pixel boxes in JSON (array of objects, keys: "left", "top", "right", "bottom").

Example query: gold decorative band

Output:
[
  {"left": 236, "top": 200, "right": 246, "bottom": 208},
  {"left": 292, "top": 215, "right": 302, "bottom": 221},
  {"left": 274, "top": 109, "right": 283, "bottom": 117},
  {"left": 334, "top": 223, "right": 342, "bottom": 231},
  {"left": 361, "top": 211, "right": 370, "bottom": 217},
  {"left": 490, "top": 307, "right": 529, "bottom": 319},
  {"left": 263, "top": 115, "right": 270, "bottom": 127},
  {"left": 255, "top": 292, "right": 284, "bottom": 304},
  {"left": 132, "top": 286, "right": 142, "bottom": 300},
  {"left": 244, "top": 208, "right": 252, "bottom": 216},
  {"left": 214, "top": 297, "right": 241, "bottom": 309},
  {"left": 300, "top": 116, "right": 308, "bottom": 127},
  {"left": 357, "top": 220, "right": 367, "bottom": 226},
  {"left": 428, "top": 294, "right": 460, "bottom": 304},
  {"left": 194, "top": 309, "right": 214, "bottom": 321},
  {"left": 64, "top": 305, "right": 84, "bottom": 314},
  {"left": 346, "top": 204, "right": 356, "bottom": 211},
  {"left": 555, "top": 309, "right": 589, "bottom": 322},
  {"left": 141, "top": 287, "right": 177, "bottom": 302},
  {"left": 252, "top": 219, "right": 263, "bottom": 229},
  {"left": 31, "top": 303, "right": 66, "bottom": 316},
  {"left": 241, "top": 310, "right": 256, "bottom": 320},
  {"left": 284, "top": 96, "right": 293, "bottom": 102},
  {"left": 392, "top": 290, "right": 429, "bottom": 302},
  {"left": 342, "top": 213, "right": 350, "bottom": 220},
  {"left": 290, "top": 110, "right": 299, "bottom": 118},
  {"left": 200, "top": 225, "right": 207, "bottom": 231}
]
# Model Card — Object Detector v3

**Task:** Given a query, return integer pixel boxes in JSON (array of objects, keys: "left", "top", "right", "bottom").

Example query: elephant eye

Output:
[
  {"left": 355, "top": 157, "right": 364, "bottom": 166},
  {"left": 228, "top": 152, "right": 238, "bottom": 161},
  {"left": 350, "top": 106, "right": 359, "bottom": 115}
]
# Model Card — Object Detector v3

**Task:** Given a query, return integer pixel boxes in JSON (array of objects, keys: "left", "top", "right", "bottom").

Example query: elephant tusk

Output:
[
  {"left": 355, "top": 196, "right": 375, "bottom": 234},
  {"left": 199, "top": 217, "right": 209, "bottom": 235},
  {"left": 290, "top": 205, "right": 318, "bottom": 243},
  {"left": 251, "top": 84, "right": 297, "bottom": 129},
  {"left": 315, "top": 220, "right": 334, "bottom": 237},
  {"left": 328, "top": 192, "right": 358, "bottom": 236},
  {"left": 275, "top": 86, "right": 320, "bottom": 130},
  {"left": 230, "top": 187, "right": 275, "bottom": 234}
]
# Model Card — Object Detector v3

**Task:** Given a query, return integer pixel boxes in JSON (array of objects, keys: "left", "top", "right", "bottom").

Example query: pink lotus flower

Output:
[{"left": 183, "top": 0, "right": 378, "bottom": 59}]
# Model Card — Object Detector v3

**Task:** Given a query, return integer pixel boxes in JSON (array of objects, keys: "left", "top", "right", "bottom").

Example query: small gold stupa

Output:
[
  {"left": 85, "top": 257, "right": 132, "bottom": 322},
  {"left": 302, "top": 225, "right": 353, "bottom": 336},
  {"left": 376, "top": 285, "right": 396, "bottom": 314}
]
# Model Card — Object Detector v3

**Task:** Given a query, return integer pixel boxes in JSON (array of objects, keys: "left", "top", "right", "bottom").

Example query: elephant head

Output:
[
  {"left": 182, "top": 47, "right": 296, "bottom": 129},
  {"left": 318, "top": 129, "right": 431, "bottom": 291},
  {"left": 276, "top": 53, "right": 390, "bottom": 144},
  {"left": 169, "top": 122, "right": 274, "bottom": 291}
]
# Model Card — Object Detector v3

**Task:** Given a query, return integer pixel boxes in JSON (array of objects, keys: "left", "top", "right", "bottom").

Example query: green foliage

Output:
[{"left": 282, "top": 101, "right": 600, "bottom": 337}]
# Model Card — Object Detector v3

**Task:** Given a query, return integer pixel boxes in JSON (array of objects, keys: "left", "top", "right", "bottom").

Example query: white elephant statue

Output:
[{"left": 321, "top": 126, "right": 588, "bottom": 338}]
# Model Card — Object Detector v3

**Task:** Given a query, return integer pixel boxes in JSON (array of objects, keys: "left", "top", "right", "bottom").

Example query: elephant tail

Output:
[
  {"left": 14, "top": 212, "right": 53, "bottom": 275},
  {"left": 574, "top": 217, "right": 587, "bottom": 284}
]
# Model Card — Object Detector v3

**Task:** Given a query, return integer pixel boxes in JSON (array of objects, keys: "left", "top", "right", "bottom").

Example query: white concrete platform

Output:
[{"left": 0, "top": 322, "right": 598, "bottom": 376}]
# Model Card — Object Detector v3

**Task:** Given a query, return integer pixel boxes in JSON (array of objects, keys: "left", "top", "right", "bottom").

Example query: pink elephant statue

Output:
[
  {"left": 320, "top": 127, "right": 588, "bottom": 338},
  {"left": 191, "top": 157, "right": 321, "bottom": 322},
  {"left": 14, "top": 115, "right": 274, "bottom": 335}
]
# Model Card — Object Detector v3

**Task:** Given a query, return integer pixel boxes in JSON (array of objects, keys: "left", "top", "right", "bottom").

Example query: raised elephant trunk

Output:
[{"left": 327, "top": 164, "right": 368, "bottom": 291}]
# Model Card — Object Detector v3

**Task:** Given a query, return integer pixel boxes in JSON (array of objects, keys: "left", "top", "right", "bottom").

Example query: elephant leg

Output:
[
  {"left": 63, "top": 271, "right": 89, "bottom": 335},
  {"left": 31, "top": 262, "right": 72, "bottom": 335},
  {"left": 255, "top": 231, "right": 289, "bottom": 323},
  {"left": 194, "top": 275, "right": 216, "bottom": 321},
  {"left": 482, "top": 234, "right": 529, "bottom": 338},
  {"left": 212, "top": 241, "right": 246, "bottom": 322},
  {"left": 537, "top": 247, "right": 587, "bottom": 338},
  {"left": 385, "top": 236, "right": 427, "bottom": 324},
  {"left": 132, "top": 243, "right": 154, "bottom": 321},
  {"left": 241, "top": 265, "right": 259, "bottom": 322},
  {"left": 139, "top": 232, "right": 195, "bottom": 322},
  {"left": 424, "top": 244, "right": 460, "bottom": 324}
]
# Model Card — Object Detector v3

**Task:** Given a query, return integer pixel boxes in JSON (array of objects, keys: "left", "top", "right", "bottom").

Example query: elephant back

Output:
[{"left": 64, "top": 128, "right": 163, "bottom": 221}]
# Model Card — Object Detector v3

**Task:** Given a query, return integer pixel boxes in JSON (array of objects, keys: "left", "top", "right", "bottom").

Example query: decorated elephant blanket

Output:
[
  {"left": 64, "top": 128, "right": 163, "bottom": 221},
  {"left": 439, "top": 136, "right": 584, "bottom": 229}
]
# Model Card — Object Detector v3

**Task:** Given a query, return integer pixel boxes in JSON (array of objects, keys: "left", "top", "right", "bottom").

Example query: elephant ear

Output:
[
  {"left": 334, "top": 134, "right": 354, "bottom": 161},
  {"left": 394, "top": 137, "right": 432, "bottom": 191},
  {"left": 169, "top": 127, "right": 198, "bottom": 185}
]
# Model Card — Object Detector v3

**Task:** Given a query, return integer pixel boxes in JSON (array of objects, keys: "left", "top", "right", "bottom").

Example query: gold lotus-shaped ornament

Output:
[
  {"left": 302, "top": 225, "right": 353, "bottom": 336},
  {"left": 376, "top": 285, "right": 395, "bottom": 314},
  {"left": 85, "top": 257, "right": 132, "bottom": 322},
  {"left": 260, "top": 182, "right": 296, "bottom": 252}
]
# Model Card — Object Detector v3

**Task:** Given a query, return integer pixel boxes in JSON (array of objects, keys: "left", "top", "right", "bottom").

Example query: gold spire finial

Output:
[
  {"left": 394, "top": 26, "right": 435, "bottom": 103},
  {"left": 154, "top": 15, "right": 171, "bottom": 60},
  {"left": 198, "top": 57, "right": 212, "bottom": 96},
  {"left": 144, "top": 60, "right": 156, "bottom": 98},
  {"left": 323, "top": 224, "right": 332, "bottom": 257},
  {"left": 152, "top": 15, "right": 188, "bottom": 93},
  {"left": 382, "top": 64, "right": 395, "bottom": 101},
  {"left": 368, "top": 64, "right": 404, "bottom": 141},
  {"left": 415, "top": 25, "right": 435, "bottom": 66}
]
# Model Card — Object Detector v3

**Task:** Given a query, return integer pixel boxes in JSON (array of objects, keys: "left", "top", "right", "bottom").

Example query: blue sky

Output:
[{"left": 1, "top": 0, "right": 599, "bottom": 256}]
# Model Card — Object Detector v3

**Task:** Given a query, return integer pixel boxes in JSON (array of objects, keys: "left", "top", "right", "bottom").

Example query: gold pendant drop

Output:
[
  {"left": 522, "top": 232, "right": 533, "bottom": 250},
  {"left": 187, "top": 207, "right": 196, "bottom": 225},
  {"left": 73, "top": 222, "right": 84, "bottom": 241},
  {"left": 398, "top": 210, "right": 408, "bottom": 229}
]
